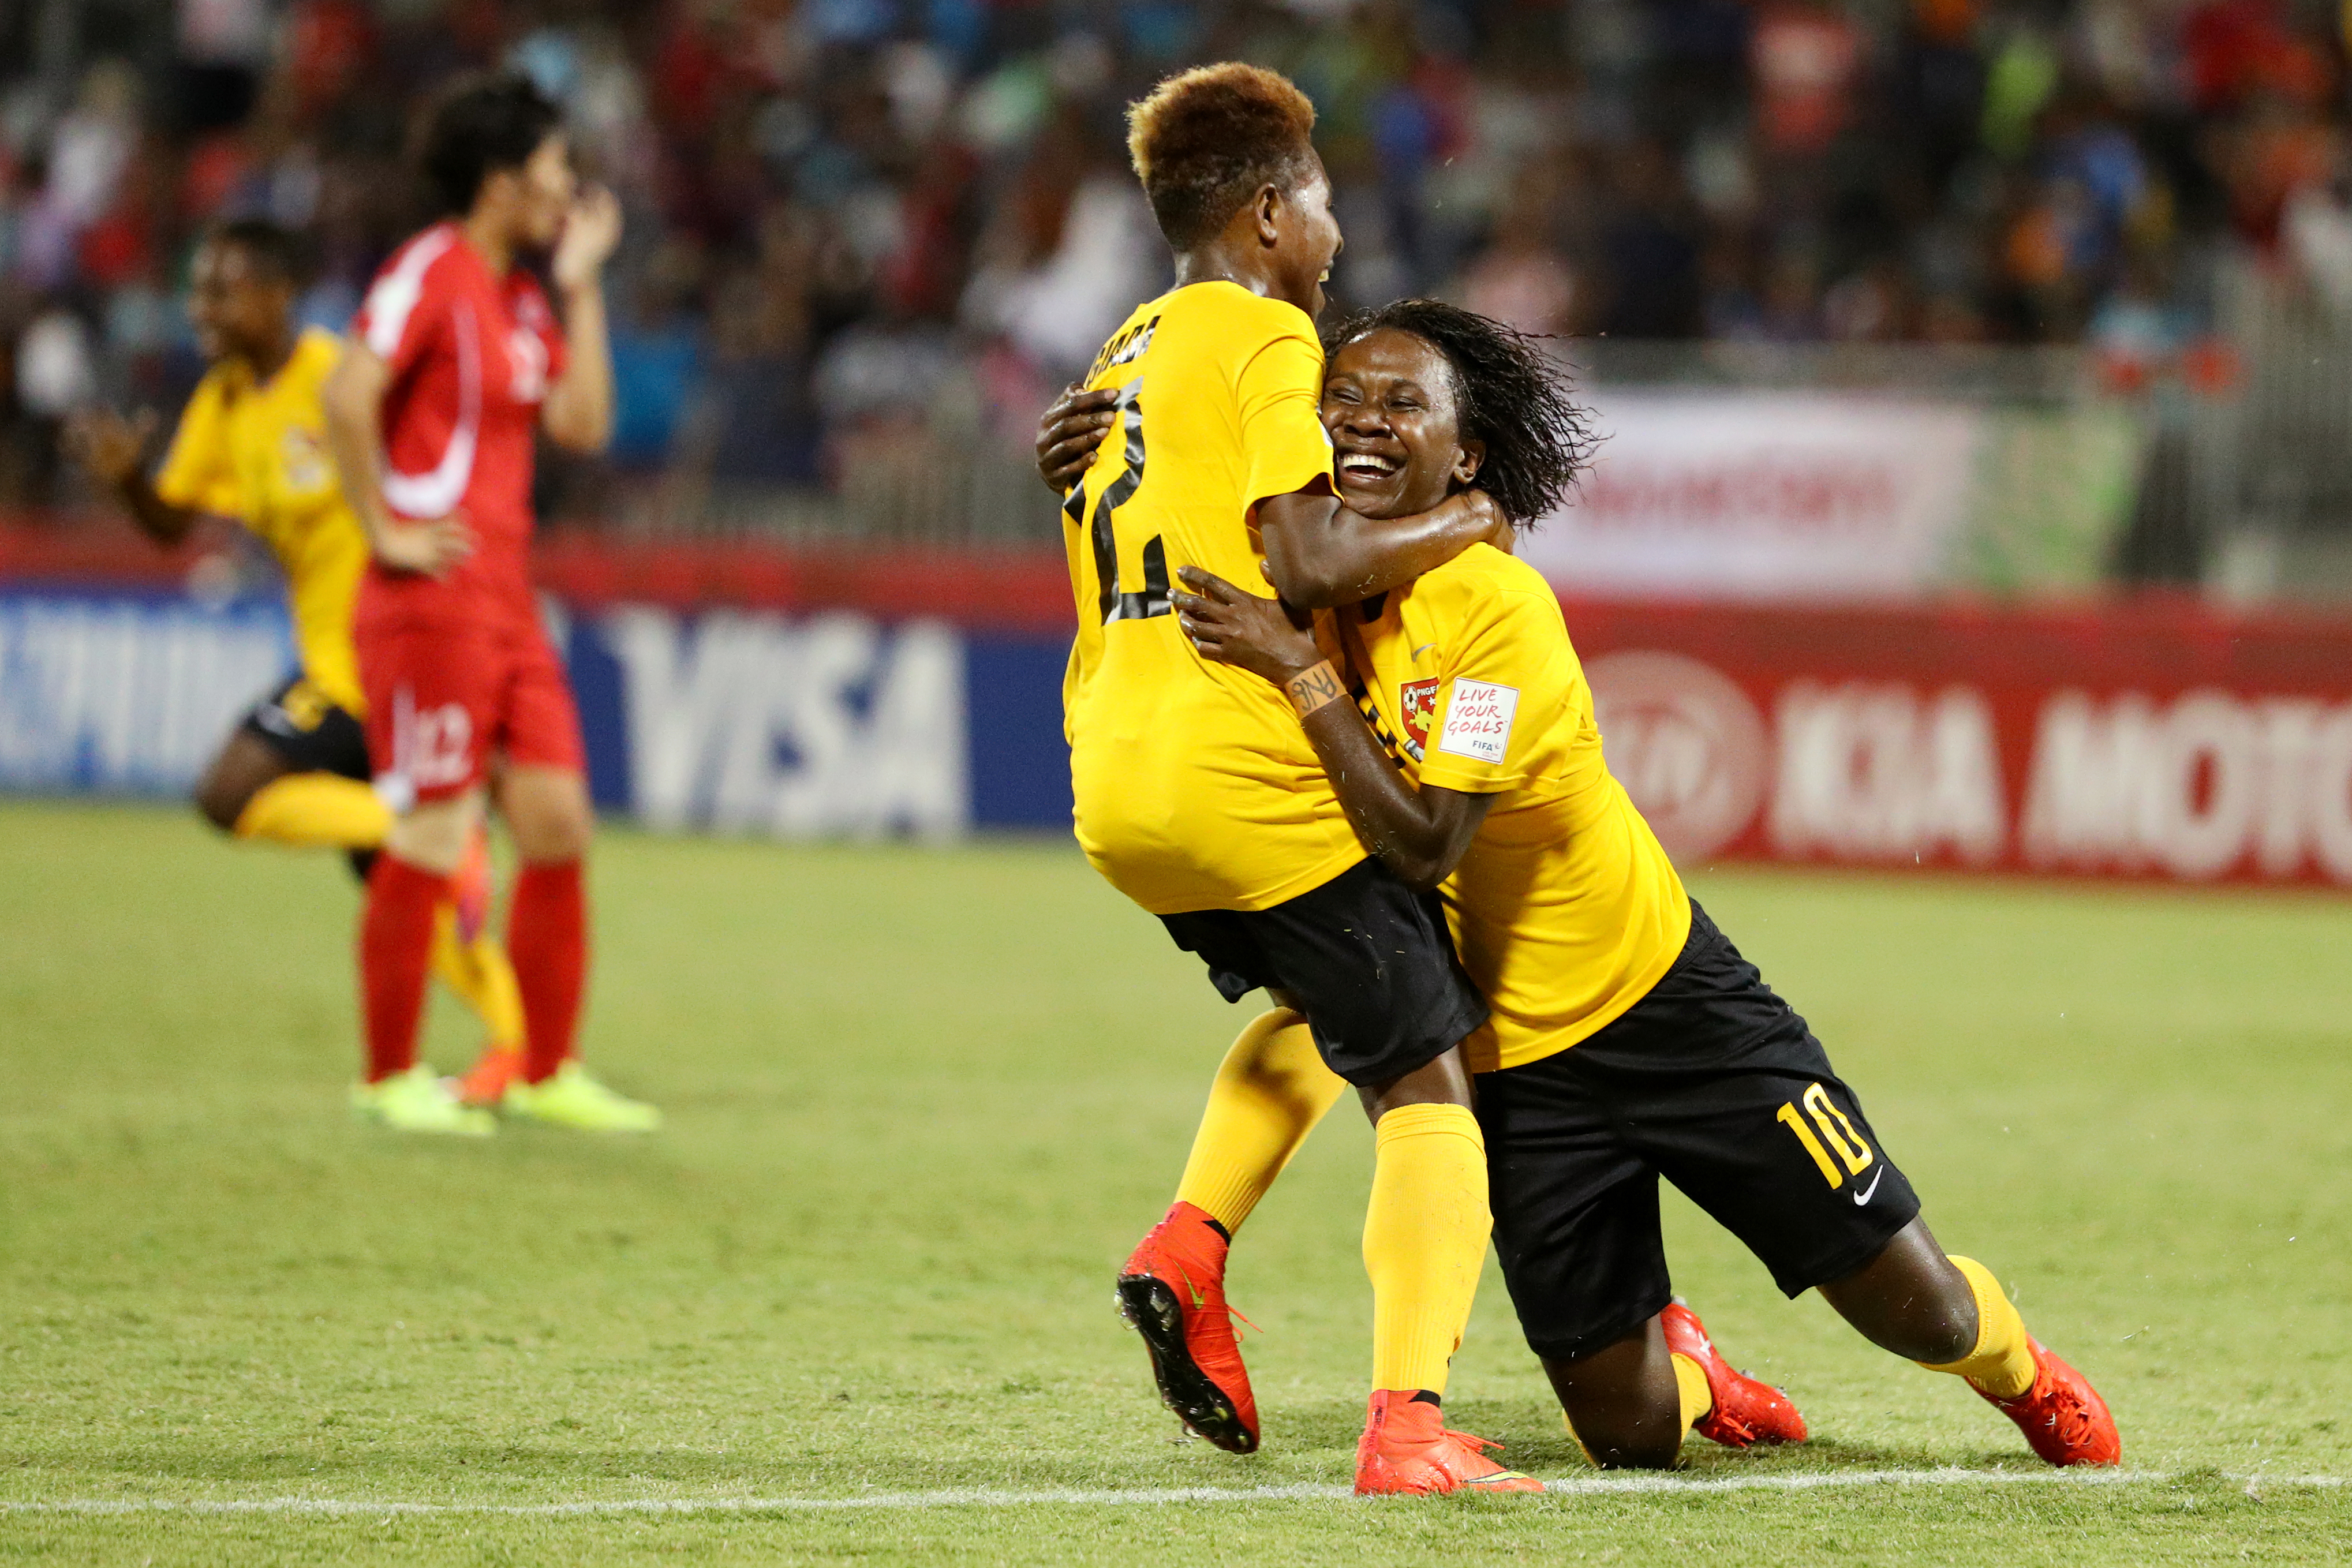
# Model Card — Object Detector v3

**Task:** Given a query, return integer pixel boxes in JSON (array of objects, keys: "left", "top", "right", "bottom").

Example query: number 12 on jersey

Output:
[{"left": 1063, "top": 381, "right": 1171, "bottom": 626}]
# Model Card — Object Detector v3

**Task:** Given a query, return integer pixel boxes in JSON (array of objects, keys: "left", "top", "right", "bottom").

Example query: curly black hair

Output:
[{"left": 1321, "top": 300, "right": 1595, "bottom": 525}]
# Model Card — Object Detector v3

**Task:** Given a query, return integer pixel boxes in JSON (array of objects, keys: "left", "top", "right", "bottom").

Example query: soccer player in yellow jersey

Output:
[
  {"left": 63, "top": 220, "right": 525, "bottom": 1128},
  {"left": 1060, "top": 65, "right": 1538, "bottom": 1495},
  {"left": 1164, "top": 300, "right": 2121, "bottom": 1470}
]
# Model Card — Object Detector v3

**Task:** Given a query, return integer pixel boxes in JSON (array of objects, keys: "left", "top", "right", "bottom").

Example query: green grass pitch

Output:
[{"left": 1, "top": 799, "right": 2347, "bottom": 1564}]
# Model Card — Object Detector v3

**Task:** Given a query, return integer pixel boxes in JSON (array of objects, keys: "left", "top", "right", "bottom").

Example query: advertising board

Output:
[
  {"left": 1516, "top": 394, "right": 1984, "bottom": 600},
  {"left": 6, "top": 547, "right": 2349, "bottom": 888},
  {"left": 1571, "top": 598, "right": 2352, "bottom": 886}
]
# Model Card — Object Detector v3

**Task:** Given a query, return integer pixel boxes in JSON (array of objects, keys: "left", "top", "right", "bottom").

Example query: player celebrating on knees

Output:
[
  {"left": 63, "top": 218, "right": 525, "bottom": 1082},
  {"left": 1063, "top": 65, "right": 1538, "bottom": 1496},
  {"left": 1166, "top": 300, "right": 2119, "bottom": 1470},
  {"left": 321, "top": 74, "right": 655, "bottom": 1136}
]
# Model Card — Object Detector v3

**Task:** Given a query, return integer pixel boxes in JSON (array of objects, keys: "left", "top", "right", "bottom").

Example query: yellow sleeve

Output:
[
  {"left": 1235, "top": 324, "right": 1333, "bottom": 510},
  {"left": 151, "top": 379, "right": 243, "bottom": 518},
  {"left": 1416, "top": 584, "right": 1568, "bottom": 793}
]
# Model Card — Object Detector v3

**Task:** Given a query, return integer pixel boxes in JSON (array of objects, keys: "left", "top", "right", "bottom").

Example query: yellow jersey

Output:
[
  {"left": 1336, "top": 545, "right": 1692, "bottom": 1072},
  {"left": 154, "top": 327, "right": 367, "bottom": 714},
  {"left": 1061, "top": 282, "right": 1364, "bottom": 914}
]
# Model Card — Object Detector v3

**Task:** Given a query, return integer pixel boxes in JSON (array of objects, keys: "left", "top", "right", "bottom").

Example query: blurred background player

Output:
[
  {"left": 62, "top": 218, "right": 525, "bottom": 1094},
  {"left": 1063, "top": 63, "right": 1537, "bottom": 1496},
  {"left": 321, "top": 74, "right": 655, "bottom": 1136},
  {"left": 1166, "top": 300, "right": 2119, "bottom": 1472}
]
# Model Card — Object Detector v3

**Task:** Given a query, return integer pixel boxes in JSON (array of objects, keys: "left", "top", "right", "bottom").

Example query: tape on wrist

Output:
[{"left": 1285, "top": 660, "right": 1345, "bottom": 720}]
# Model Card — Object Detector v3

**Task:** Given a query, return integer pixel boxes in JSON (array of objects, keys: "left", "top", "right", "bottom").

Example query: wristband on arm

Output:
[{"left": 1285, "top": 660, "right": 1345, "bottom": 720}]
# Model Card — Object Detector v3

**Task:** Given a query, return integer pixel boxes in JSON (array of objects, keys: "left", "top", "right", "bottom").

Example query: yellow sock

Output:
[
  {"left": 1172, "top": 1009, "right": 1347, "bottom": 1234},
  {"left": 232, "top": 773, "right": 392, "bottom": 850},
  {"left": 1363, "top": 1101, "right": 1490, "bottom": 1396},
  {"left": 429, "top": 904, "right": 526, "bottom": 1049},
  {"left": 1919, "top": 1255, "right": 2036, "bottom": 1399},
  {"left": 1672, "top": 1352, "right": 1714, "bottom": 1429}
]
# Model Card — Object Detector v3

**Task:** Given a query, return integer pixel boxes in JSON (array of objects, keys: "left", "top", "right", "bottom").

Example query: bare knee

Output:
[
  {"left": 509, "top": 798, "right": 592, "bottom": 864},
  {"left": 1543, "top": 1318, "right": 1685, "bottom": 1469},
  {"left": 1359, "top": 1043, "right": 1475, "bottom": 1122},
  {"left": 1567, "top": 1409, "right": 1684, "bottom": 1470},
  {"left": 499, "top": 767, "right": 594, "bottom": 865},
  {"left": 192, "top": 773, "right": 249, "bottom": 832},
  {"left": 192, "top": 732, "right": 287, "bottom": 833},
  {"left": 1901, "top": 1292, "right": 1979, "bottom": 1364},
  {"left": 1818, "top": 1218, "right": 1977, "bottom": 1363},
  {"left": 384, "top": 794, "right": 478, "bottom": 875},
  {"left": 521, "top": 816, "right": 591, "bottom": 864}
]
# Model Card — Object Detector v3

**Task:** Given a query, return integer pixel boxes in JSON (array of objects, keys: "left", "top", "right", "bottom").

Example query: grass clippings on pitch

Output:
[{"left": 0, "top": 800, "right": 2346, "bottom": 1564}]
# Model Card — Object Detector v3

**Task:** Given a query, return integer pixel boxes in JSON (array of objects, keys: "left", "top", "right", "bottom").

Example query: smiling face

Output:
[{"left": 1321, "top": 328, "right": 1485, "bottom": 519}]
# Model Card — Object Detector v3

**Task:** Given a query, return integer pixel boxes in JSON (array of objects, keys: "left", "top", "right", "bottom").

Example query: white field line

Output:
[{"left": 0, "top": 1468, "right": 2340, "bottom": 1516}]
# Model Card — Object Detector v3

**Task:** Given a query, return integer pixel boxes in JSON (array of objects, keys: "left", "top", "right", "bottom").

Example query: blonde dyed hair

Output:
[{"left": 1126, "top": 63, "right": 1318, "bottom": 249}]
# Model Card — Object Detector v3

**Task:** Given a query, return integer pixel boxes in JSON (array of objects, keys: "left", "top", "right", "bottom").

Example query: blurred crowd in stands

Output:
[{"left": 5, "top": 0, "right": 2352, "bottom": 518}]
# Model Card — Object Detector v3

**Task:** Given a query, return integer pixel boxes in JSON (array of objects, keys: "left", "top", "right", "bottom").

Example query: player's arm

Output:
[
  {"left": 61, "top": 409, "right": 200, "bottom": 545},
  {"left": 540, "top": 186, "right": 620, "bottom": 454},
  {"left": 1174, "top": 564, "right": 1495, "bottom": 892},
  {"left": 1255, "top": 485, "right": 1510, "bottom": 611},
  {"left": 1032, "top": 384, "right": 1513, "bottom": 604},
  {"left": 321, "top": 336, "right": 470, "bottom": 575}
]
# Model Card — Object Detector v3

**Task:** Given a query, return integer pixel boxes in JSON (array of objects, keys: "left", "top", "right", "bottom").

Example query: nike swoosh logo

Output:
[
  {"left": 1411, "top": 643, "right": 1434, "bottom": 659},
  {"left": 1852, "top": 1166, "right": 1886, "bottom": 1206},
  {"left": 1187, "top": 1278, "right": 1207, "bottom": 1308}
]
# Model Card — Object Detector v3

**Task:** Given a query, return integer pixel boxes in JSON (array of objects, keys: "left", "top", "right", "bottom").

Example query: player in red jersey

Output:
[{"left": 321, "top": 73, "right": 655, "bottom": 1134}]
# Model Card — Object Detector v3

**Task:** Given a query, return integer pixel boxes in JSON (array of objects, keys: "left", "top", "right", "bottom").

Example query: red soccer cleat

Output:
[
  {"left": 1116, "top": 1202, "right": 1259, "bottom": 1453},
  {"left": 1353, "top": 1390, "right": 1545, "bottom": 1496},
  {"left": 1977, "top": 1339, "right": 2121, "bottom": 1466},
  {"left": 451, "top": 1045, "right": 523, "bottom": 1109},
  {"left": 1661, "top": 1298, "right": 1807, "bottom": 1448}
]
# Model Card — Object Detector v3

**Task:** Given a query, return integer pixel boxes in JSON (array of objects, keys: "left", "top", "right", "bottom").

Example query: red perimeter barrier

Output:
[
  {"left": 12, "top": 521, "right": 2352, "bottom": 887},
  {"left": 0, "top": 516, "right": 215, "bottom": 584},
  {"left": 1556, "top": 595, "right": 2352, "bottom": 889}
]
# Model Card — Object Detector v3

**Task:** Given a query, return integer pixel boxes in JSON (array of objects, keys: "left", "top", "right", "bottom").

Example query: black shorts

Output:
[
  {"left": 1159, "top": 857, "right": 1489, "bottom": 1088},
  {"left": 238, "top": 674, "right": 370, "bottom": 782},
  {"left": 1478, "top": 900, "right": 1921, "bottom": 1362}
]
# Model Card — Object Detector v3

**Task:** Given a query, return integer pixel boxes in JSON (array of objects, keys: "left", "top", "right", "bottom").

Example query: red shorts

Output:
[{"left": 357, "top": 617, "right": 585, "bottom": 806}]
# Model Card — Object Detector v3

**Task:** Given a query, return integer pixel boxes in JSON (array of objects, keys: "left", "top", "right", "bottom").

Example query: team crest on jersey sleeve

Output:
[{"left": 1399, "top": 678, "right": 1439, "bottom": 759}]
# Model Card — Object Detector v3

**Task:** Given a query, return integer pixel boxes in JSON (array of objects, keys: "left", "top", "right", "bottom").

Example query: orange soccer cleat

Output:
[
  {"left": 1353, "top": 1390, "right": 1545, "bottom": 1496},
  {"left": 1116, "top": 1202, "right": 1259, "bottom": 1453},
  {"left": 451, "top": 1045, "right": 524, "bottom": 1109},
  {"left": 1661, "top": 1299, "right": 1807, "bottom": 1449},
  {"left": 1977, "top": 1339, "right": 2121, "bottom": 1466}
]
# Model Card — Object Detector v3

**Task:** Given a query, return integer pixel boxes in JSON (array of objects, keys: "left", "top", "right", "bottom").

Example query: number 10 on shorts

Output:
[{"left": 1776, "top": 1083, "right": 1874, "bottom": 1187}]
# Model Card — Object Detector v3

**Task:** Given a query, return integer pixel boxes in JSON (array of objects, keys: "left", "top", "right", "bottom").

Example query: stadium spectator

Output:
[{"left": 4, "top": 0, "right": 2352, "bottom": 521}]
